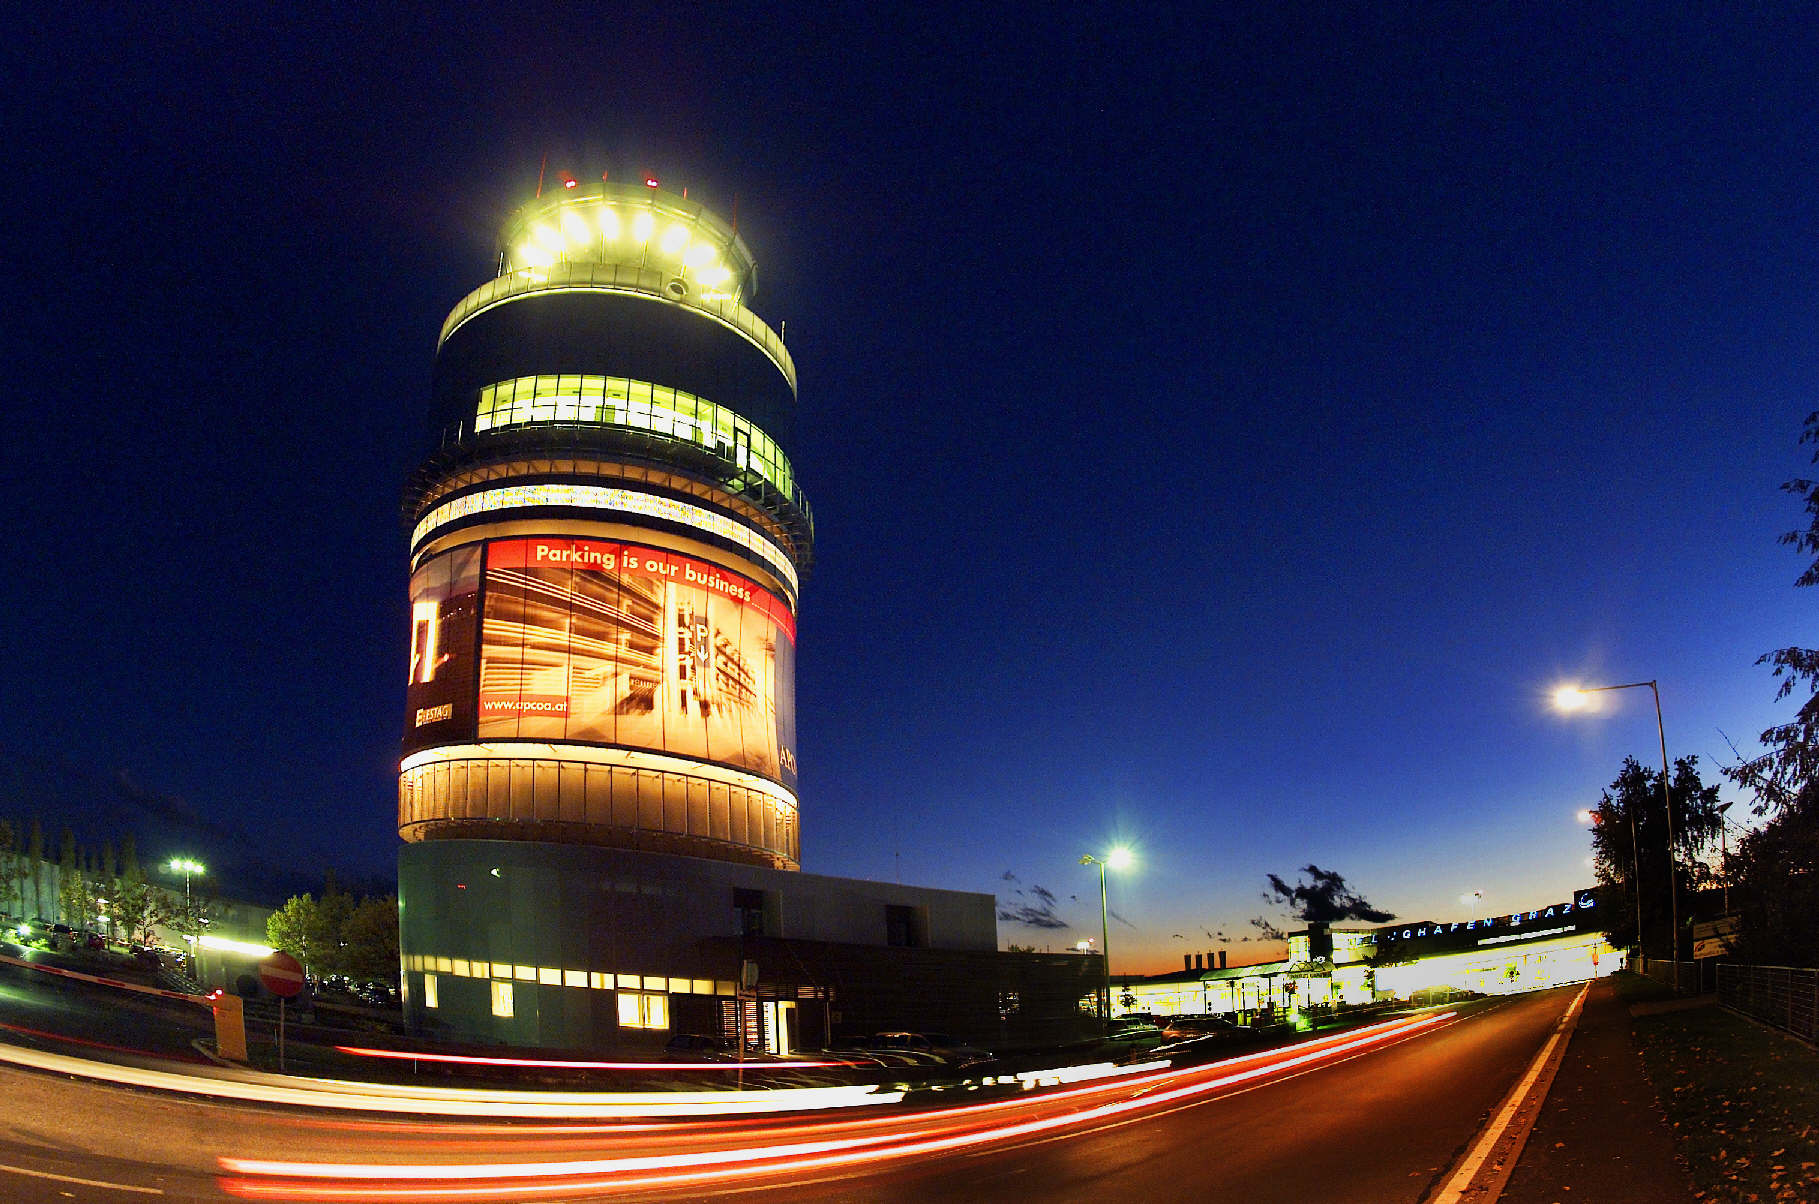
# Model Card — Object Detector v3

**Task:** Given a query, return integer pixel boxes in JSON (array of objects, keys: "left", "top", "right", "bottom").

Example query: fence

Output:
[
  {"left": 1636, "top": 957, "right": 1712, "bottom": 994},
  {"left": 1718, "top": 963, "right": 1819, "bottom": 1044}
]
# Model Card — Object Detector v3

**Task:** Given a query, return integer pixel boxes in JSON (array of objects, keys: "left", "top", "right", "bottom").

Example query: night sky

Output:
[{"left": 4, "top": 8, "right": 1811, "bottom": 971}]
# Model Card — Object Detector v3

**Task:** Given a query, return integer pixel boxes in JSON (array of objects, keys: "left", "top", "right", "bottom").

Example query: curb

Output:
[{"left": 1430, "top": 979, "right": 1590, "bottom": 1204}]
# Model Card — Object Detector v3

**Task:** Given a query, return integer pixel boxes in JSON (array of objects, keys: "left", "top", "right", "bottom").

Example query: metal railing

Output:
[
  {"left": 1718, "top": 963, "right": 1819, "bottom": 1043},
  {"left": 437, "top": 262, "right": 796, "bottom": 394}
]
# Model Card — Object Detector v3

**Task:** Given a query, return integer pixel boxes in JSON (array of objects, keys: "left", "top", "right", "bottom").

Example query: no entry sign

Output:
[{"left": 259, "top": 950, "right": 305, "bottom": 998}]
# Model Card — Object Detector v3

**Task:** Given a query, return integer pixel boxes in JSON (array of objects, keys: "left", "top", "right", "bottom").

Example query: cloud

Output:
[
  {"left": 996, "top": 872, "right": 1068, "bottom": 929},
  {"left": 998, "top": 902, "right": 1069, "bottom": 929}
]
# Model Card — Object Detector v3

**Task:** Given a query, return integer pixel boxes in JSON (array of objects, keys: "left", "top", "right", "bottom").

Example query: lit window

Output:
[
  {"left": 563, "top": 969, "right": 587, "bottom": 988},
  {"left": 538, "top": 966, "right": 561, "bottom": 985},
  {"left": 491, "top": 980, "right": 513, "bottom": 1018},
  {"left": 424, "top": 973, "right": 439, "bottom": 1009},
  {"left": 616, "top": 990, "right": 670, "bottom": 1029}
]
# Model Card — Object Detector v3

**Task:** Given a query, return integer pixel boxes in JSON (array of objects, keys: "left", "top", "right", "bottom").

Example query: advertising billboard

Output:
[
  {"left": 403, "top": 546, "right": 481, "bottom": 755},
  {"left": 474, "top": 538, "right": 797, "bottom": 790}
]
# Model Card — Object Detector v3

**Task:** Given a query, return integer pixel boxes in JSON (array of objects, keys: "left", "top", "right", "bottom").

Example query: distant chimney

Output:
[
  {"left": 1219, "top": 950, "right": 1227, "bottom": 969},
  {"left": 1184, "top": 954, "right": 1193, "bottom": 971},
  {"left": 1195, "top": 953, "right": 1204, "bottom": 970}
]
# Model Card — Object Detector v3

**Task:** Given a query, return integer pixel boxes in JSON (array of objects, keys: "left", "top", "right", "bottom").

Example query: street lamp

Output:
[
  {"left": 166, "top": 858, "right": 206, "bottom": 982},
  {"left": 1080, "top": 847, "right": 1132, "bottom": 1033},
  {"left": 167, "top": 858, "right": 205, "bottom": 910},
  {"left": 1715, "top": 801, "right": 1733, "bottom": 916},
  {"left": 1554, "top": 680, "right": 1680, "bottom": 990}
]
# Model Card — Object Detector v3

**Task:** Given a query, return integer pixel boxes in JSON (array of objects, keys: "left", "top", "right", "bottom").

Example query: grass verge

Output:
[{"left": 1628, "top": 984, "right": 1819, "bottom": 1202}]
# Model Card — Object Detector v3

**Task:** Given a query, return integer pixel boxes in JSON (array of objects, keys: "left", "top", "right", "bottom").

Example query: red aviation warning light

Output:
[
  {"left": 644, "top": 174, "right": 660, "bottom": 188},
  {"left": 561, "top": 173, "right": 578, "bottom": 189}
]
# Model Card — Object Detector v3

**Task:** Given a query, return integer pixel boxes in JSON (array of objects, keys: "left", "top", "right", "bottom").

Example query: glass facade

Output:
[
  {"left": 473, "top": 374, "right": 798, "bottom": 505},
  {"left": 397, "top": 754, "right": 801, "bottom": 867}
]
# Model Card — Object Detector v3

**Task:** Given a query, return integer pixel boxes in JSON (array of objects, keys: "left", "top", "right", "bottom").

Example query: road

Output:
[{"left": 0, "top": 982, "right": 1582, "bottom": 1202}]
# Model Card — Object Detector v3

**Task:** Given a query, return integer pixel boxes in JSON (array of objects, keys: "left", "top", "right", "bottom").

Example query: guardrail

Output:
[{"left": 1718, "top": 963, "right": 1819, "bottom": 1043}]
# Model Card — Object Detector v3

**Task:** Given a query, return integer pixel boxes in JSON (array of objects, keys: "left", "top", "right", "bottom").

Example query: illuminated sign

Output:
[
  {"left": 402, "top": 546, "right": 481, "bottom": 755},
  {"left": 474, "top": 538, "right": 797, "bottom": 790},
  {"left": 412, "top": 481, "right": 800, "bottom": 597},
  {"left": 1373, "top": 891, "right": 1597, "bottom": 945}
]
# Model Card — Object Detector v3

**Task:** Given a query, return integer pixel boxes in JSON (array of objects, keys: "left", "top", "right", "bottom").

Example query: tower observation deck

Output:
[{"left": 399, "top": 178, "right": 810, "bottom": 871}]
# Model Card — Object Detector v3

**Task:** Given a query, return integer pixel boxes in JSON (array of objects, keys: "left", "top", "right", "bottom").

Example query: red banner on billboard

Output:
[{"left": 487, "top": 537, "right": 794, "bottom": 640}]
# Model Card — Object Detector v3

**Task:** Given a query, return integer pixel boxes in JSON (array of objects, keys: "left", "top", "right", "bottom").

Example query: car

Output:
[
  {"left": 665, "top": 1033, "right": 740, "bottom": 1060},
  {"left": 862, "top": 1032, "right": 993, "bottom": 1065},
  {"left": 1106, "top": 1021, "right": 1167, "bottom": 1051},
  {"left": 1160, "top": 1014, "right": 1241, "bottom": 1040}
]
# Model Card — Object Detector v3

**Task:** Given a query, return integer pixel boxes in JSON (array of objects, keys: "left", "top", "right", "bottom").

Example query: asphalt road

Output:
[{"left": 0, "top": 981, "right": 1581, "bottom": 1202}]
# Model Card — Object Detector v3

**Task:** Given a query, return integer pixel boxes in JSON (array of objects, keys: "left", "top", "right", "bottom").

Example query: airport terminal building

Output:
[
  {"left": 1114, "top": 890, "right": 1614, "bottom": 1023},
  {"left": 395, "top": 175, "right": 1095, "bottom": 1052}
]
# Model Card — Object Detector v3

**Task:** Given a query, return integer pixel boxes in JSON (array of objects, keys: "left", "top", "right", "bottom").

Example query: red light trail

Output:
[{"left": 220, "top": 1012, "right": 1455, "bottom": 1201}]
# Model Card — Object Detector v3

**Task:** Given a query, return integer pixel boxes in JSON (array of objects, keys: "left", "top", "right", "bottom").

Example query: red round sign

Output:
[{"left": 258, "top": 950, "right": 306, "bottom": 998}]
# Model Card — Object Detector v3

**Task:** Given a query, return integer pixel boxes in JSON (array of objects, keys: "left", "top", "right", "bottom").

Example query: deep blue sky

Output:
[{"left": 3, "top": 7, "right": 1811, "bottom": 969}]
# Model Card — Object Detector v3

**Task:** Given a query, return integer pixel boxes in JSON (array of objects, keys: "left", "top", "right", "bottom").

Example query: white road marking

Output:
[
  {"left": 0, "top": 1160, "right": 164, "bottom": 1194},
  {"left": 1432, "top": 980, "right": 1591, "bottom": 1204}
]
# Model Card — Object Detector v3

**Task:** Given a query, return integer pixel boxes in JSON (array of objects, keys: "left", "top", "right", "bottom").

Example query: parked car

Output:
[
  {"left": 862, "top": 1032, "right": 993, "bottom": 1065},
  {"left": 1106, "top": 1020, "right": 1167, "bottom": 1052},
  {"left": 665, "top": 1033, "right": 739, "bottom": 1060},
  {"left": 1160, "top": 1014, "right": 1241, "bottom": 1040}
]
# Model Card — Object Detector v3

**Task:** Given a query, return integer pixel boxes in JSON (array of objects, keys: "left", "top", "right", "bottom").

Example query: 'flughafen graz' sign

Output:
[{"left": 1367, "top": 889, "right": 1598, "bottom": 958}]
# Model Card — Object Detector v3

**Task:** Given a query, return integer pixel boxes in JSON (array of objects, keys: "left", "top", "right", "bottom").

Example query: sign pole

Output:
[{"left": 278, "top": 997, "right": 286, "bottom": 1071}]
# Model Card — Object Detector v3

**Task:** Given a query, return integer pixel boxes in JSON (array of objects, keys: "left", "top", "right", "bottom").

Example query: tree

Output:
[
  {"left": 1262, "top": 865, "right": 1394, "bottom": 924},
  {"left": 0, "top": 820, "right": 27, "bottom": 915},
  {"left": 26, "top": 820, "right": 44, "bottom": 917},
  {"left": 58, "top": 866, "right": 99, "bottom": 934},
  {"left": 109, "top": 875, "right": 172, "bottom": 948},
  {"left": 266, "top": 893, "right": 323, "bottom": 972},
  {"left": 57, "top": 828, "right": 77, "bottom": 923},
  {"left": 1588, "top": 756, "right": 1724, "bottom": 959},
  {"left": 339, "top": 896, "right": 400, "bottom": 984},
  {"left": 1724, "top": 410, "right": 1819, "bottom": 962}
]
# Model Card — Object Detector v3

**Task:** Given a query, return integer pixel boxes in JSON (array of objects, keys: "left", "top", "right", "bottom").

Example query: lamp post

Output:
[
  {"left": 1555, "top": 680, "right": 1680, "bottom": 991},
  {"left": 1715, "top": 801, "right": 1733, "bottom": 916},
  {"left": 168, "top": 858, "right": 205, "bottom": 911},
  {"left": 167, "top": 858, "right": 205, "bottom": 983},
  {"left": 1080, "top": 848, "right": 1132, "bottom": 1033}
]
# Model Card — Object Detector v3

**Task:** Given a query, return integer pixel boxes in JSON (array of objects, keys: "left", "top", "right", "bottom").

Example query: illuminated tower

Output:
[
  {"left": 399, "top": 177, "right": 809, "bottom": 871},
  {"left": 393, "top": 175, "right": 1087, "bottom": 1053}
]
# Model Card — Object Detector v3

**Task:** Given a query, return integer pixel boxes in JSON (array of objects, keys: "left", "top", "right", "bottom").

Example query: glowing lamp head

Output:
[
  {"left": 1553, "top": 686, "right": 1591, "bottom": 712},
  {"left": 1105, "top": 847, "right": 1134, "bottom": 871}
]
